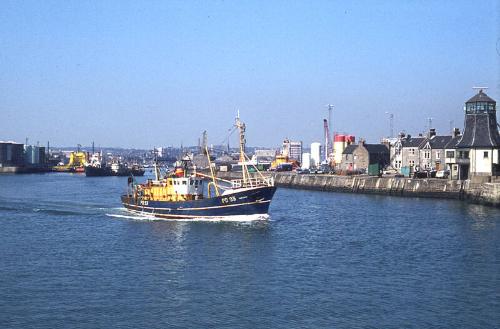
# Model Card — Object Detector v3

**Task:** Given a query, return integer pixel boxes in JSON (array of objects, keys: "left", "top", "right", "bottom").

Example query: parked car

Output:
[
  {"left": 295, "top": 168, "right": 310, "bottom": 174},
  {"left": 435, "top": 170, "right": 450, "bottom": 178},
  {"left": 383, "top": 168, "right": 398, "bottom": 175}
]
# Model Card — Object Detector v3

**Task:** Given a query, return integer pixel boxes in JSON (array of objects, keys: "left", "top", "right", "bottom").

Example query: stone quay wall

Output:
[{"left": 215, "top": 171, "right": 500, "bottom": 207}]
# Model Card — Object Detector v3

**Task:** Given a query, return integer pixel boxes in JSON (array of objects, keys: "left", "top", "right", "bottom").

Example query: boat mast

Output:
[
  {"left": 153, "top": 148, "right": 160, "bottom": 181},
  {"left": 205, "top": 145, "right": 220, "bottom": 196},
  {"left": 235, "top": 111, "right": 249, "bottom": 185}
]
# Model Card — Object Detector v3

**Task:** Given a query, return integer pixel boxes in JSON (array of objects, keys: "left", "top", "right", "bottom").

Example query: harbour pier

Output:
[{"left": 216, "top": 171, "right": 500, "bottom": 207}]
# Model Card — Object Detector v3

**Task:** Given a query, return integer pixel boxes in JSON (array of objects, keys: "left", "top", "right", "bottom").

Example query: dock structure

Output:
[{"left": 215, "top": 171, "right": 500, "bottom": 207}]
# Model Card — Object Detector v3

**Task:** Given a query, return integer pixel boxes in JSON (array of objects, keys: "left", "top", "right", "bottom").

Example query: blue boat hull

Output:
[{"left": 121, "top": 186, "right": 276, "bottom": 219}]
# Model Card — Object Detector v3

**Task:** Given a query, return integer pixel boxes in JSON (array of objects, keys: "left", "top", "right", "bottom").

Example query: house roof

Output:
[
  {"left": 402, "top": 137, "right": 426, "bottom": 148},
  {"left": 364, "top": 144, "right": 389, "bottom": 154},
  {"left": 342, "top": 144, "right": 357, "bottom": 155},
  {"left": 444, "top": 135, "right": 462, "bottom": 149},
  {"left": 429, "top": 135, "right": 453, "bottom": 149},
  {"left": 466, "top": 90, "right": 496, "bottom": 103}
]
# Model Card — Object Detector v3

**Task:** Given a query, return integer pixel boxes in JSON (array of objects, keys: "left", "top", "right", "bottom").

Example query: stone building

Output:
[
  {"left": 340, "top": 142, "right": 389, "bottom": 172},
  {"left": 444, "top": 131, "right": 463, "bottom": 180},
  {"left": 400, "top": 136, "right": 426, "bottom": 172},
  {"left": 420, "top": 130, "right": 453, "bottom": 171},
  {"left": 340, "top": 144, "right": 357, "bottom": 171}
]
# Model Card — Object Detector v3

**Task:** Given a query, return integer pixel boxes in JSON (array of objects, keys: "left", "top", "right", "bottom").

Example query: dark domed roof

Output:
[{"left": 466, "top": 90, "right": 496, "bottom": 103}]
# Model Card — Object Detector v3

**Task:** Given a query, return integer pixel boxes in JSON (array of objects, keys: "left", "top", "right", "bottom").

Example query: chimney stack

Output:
[
  {"left": 429, "top": 128, "right": 436, "bottom": 138},
  {"left": 453, "top": 128, "right": 461, "bottom": 137}
]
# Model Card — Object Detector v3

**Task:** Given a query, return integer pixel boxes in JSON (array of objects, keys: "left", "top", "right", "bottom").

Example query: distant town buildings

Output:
[
  {"left": 1, "top": 89, "right": 498, "bottom": 180},
  {"left": 254, "top": 149, "right": 276, "bottom": 164}
]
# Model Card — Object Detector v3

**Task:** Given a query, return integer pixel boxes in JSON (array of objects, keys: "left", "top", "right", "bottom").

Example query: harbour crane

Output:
[{"left": 325, "top": 104, "right": 334, "bottom": 161}]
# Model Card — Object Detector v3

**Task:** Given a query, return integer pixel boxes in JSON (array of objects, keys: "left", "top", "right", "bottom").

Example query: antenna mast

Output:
[
  {"left": 325, "top": 104, "right": 333, "bottom": 160},
  {"left": 323, "top": 119, "right": 329, "bottom": 162},
  {"left": 385, "top": 112, "right": 394, "bottom": 138}
]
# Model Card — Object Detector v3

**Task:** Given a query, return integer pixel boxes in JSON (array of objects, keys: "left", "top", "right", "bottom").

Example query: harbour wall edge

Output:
[{"left": 216, "top": 171, "right": 500, "bottom": 207}]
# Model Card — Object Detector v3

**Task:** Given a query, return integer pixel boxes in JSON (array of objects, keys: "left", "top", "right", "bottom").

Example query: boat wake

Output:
[{"left": 105, "top": 210, "right": 269, "bottom": 222}]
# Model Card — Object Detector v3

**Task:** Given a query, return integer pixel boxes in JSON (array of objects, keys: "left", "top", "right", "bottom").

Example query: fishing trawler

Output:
[{"left": 121, "top": 115, "right": 276, "bottom": 219}]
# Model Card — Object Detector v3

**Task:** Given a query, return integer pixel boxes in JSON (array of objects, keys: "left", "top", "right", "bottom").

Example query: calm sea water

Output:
[{"left": 0, "top": 173, "right": 499, "bottom": 328}]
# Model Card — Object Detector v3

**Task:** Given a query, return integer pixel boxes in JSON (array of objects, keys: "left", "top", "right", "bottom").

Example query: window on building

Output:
[
  {"left": 409, "top": 160, "right": 415, "bottom": 166},
  {"left": 436, "top": 151, "right": 440, "bottom": 159},
  {"left": 424, "top": 151, "right": 430, "bottom": 159},
  {"left": 446, "top": 151, "right": 455, "bottom": 158},
  {"left": 182, "top": 181, "right": 187, "bottom": 185},
  {"left": 484, "top": 151, "right": 489, "bottom": 159},
  {"left": 410, "top": 148, "right": 415, "bottom": 155}
]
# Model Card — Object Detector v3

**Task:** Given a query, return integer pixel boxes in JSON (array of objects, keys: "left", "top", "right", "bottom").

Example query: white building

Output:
[
  {"left": 310, "top": 142, "right": 321, "bottom": 168},
  {"left": 454, "top": 90, "right": 500, "bottom": 180},
  {"left": 301, "top": 153, "right": 311, "bottom": 169}
]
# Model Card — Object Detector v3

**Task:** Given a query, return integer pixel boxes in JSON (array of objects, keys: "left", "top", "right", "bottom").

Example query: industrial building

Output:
[
  {"left": 24, "top": 145, "right": 46, "bottom": 165},
  {"left": 0, "top": 141, "right": 25, "bottom": 167},
  {"left": 282, "top": 139, "right": 302, "bottom": 163},
  {"left": 301, "top": 152, "right": 311, "bottom": 169},
  {"left": 333, "top": 134, "right": 355, "bottom": 166}
]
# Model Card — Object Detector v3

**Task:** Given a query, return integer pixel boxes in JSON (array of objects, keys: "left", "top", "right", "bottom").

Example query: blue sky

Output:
[{"left": 1, "top": 0, "right": 498, "bottom": 148}]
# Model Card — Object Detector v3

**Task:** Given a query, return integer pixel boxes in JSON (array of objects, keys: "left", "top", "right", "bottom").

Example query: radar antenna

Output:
[{"left": 472, "top": 86, "right": 488, "bottom": 92}]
